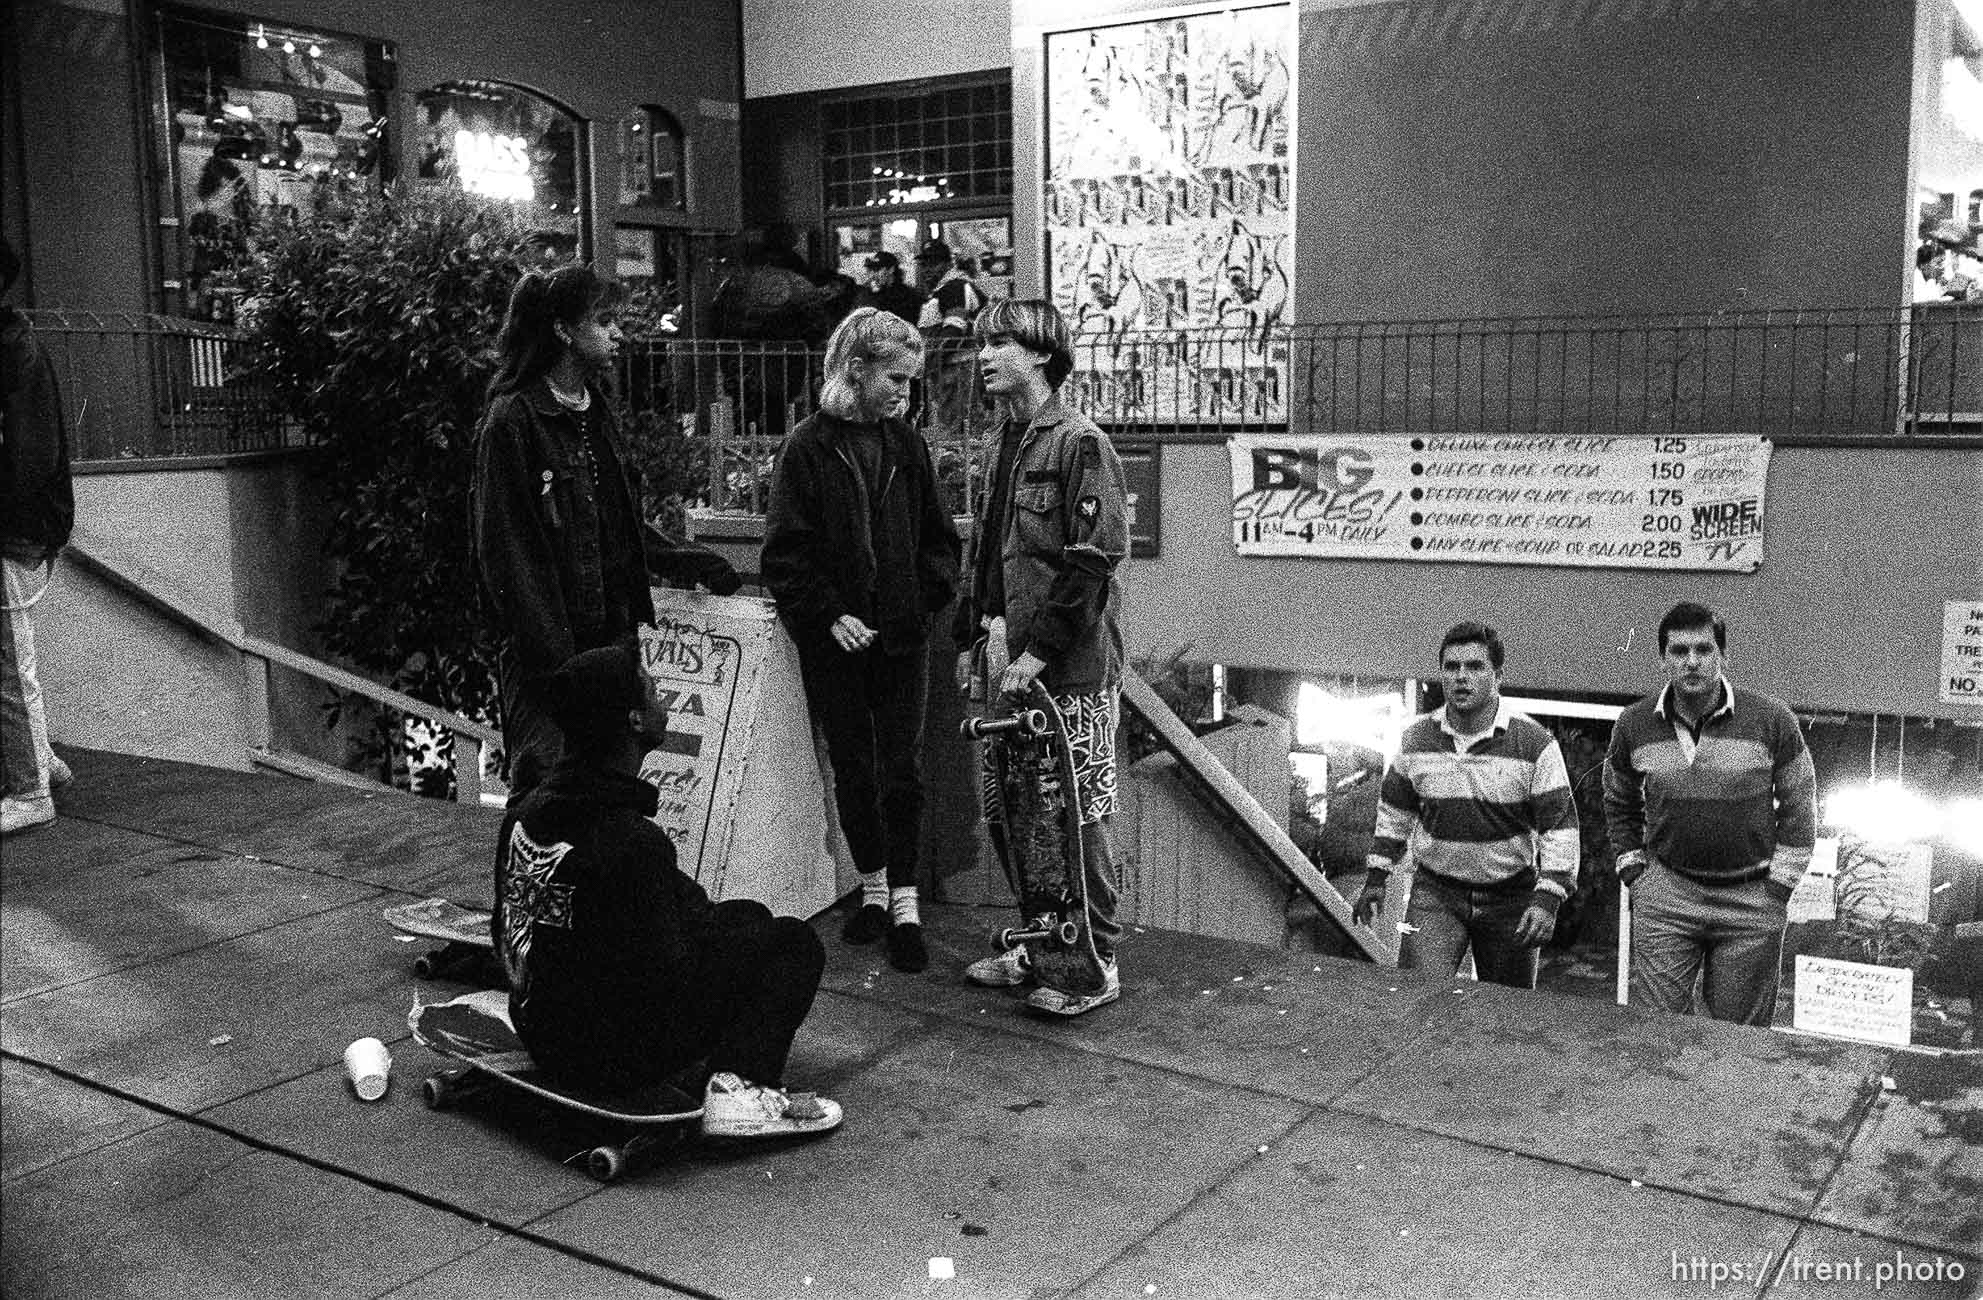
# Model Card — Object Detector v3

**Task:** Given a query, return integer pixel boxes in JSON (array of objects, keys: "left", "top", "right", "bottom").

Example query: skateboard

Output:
[
  {"left": 960, "top": 643, "right": 1109, "bottom": 997},
  {"left": 409, "top": 990, "right": 703, "bottom": 1182},
  {"left": 384, "top": 898, "right": 495, "bottom": 980}
]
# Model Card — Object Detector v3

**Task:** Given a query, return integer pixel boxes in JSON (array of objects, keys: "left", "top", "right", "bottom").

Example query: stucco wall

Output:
[
  {"left": 1010, "top": 0, "right": 1918, "bottom": 317},
  {"left": 1124, "top": 440, "right": 1983, "bottom": 718}
]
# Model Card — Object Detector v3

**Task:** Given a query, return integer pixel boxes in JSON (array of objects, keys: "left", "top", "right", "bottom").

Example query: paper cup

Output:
[{"left": 343, "top": 1036, "right": 391, "bottom": 1102}]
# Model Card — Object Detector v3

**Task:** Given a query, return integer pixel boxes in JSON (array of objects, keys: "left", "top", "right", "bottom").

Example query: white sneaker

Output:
[
  {"left": 964, "top": 946, "right": 1033, "bottom": 987},
  {"left": 701, "top": 1072, "right": 843, "bottom": 1138},
  {"left": 1, "top": 793, "right": 55, "bottom": 836},
  {"left": 1026, "top": 961, "right": 1121, "bottom": 1017},
  {"left": 47, "top": 756, "right": 72, "bottom": 788}
]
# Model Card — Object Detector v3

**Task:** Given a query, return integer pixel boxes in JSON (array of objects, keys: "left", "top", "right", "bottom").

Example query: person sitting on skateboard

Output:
[
  {"left": 953, "top": 299, "right": 1132, "bottom": 1016},
  {"left": 499, "top": 642, "right": 843, "bottom": 1137}
]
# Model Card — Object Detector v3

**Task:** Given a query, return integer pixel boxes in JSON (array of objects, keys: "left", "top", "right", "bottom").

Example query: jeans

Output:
[
  {"left": 1399, "top": 870, "right": 1539, "bottom": 990},
  {"left": 800, "top": 642, "right": 930, "bottom": 890},
  {"left": 1629, "top": 860, "right": 1787, "bottom": 1027},
  {"left": 1, "top": 556, "right": 56, "bottom": 798}
]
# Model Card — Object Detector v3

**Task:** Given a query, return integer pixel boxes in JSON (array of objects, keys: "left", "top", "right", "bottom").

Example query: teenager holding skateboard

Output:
[
  {"left": 954, "top": 299, "right": 1131, "bottom": 1016},
  {"left": 762, "top": 308, "right": 960, "bottom": 974},
  {"left": 500, "top": 643, "right": 842, "bottom": 1138}
]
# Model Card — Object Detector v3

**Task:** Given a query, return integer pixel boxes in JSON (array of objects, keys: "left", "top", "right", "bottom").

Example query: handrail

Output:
[
  {"left": 1121, "top": 672, "right": 1385, "bottom": 964},
  {"left": 61, "top": 522, "right": 499, "bottom": 800}
]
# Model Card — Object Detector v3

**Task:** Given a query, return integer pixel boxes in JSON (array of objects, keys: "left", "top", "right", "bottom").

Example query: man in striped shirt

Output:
[
  {"left": 1604, "top": 602, "right": 1816, "bottom": 1026},
  {"left": 1354, "top": 623, "right": 1581, "bottom": 989}
]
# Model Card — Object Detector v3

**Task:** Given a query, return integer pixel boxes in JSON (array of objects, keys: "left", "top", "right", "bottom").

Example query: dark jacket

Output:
[
  {"left": 953, "top": 395, "right": 1128, "bottom": 694},
  {"left": 761, "top": 410, "right": 960, "bottom": 653},
  {"left": 471, "top": 381, "right": 655, "bottom": 684},
  {"left": 502, "top": 759, "right": 716, "bottom": 1086},
  {"left": 0, "top": 306, "right": 74, "bottom": 559},
  {"left": 857, "top": 282, "right": 927, "bottom": 327}
]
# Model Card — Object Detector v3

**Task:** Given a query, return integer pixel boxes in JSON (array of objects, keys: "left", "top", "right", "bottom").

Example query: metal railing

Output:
[
  {"left": 1289, "top": 306, "right": 1983, "bottom": 441},
  {"left": 29, "top": 304, "right": 1974, "bottom": 470},
  {"left": 622, "top": 307, "right": 1980, "bottom": 520},
  {"left": 23, "top": 310, "right": 288, "bottom": 461}
]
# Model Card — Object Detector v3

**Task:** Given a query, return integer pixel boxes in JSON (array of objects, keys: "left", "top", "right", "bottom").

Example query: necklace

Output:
[{"left": 547, "top": 376, "right": 591, "bottom": 410}]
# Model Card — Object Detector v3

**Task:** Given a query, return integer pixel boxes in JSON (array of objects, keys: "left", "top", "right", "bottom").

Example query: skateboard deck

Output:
[
  {"left": 409, "top": 989, "right": 703, "bottom": 1182},
  {"left": 962, "top": 645, "right": 1108, "bottom": 998},
  {"left": 385, "top": 898, "right": 495, "bottom": 979}
]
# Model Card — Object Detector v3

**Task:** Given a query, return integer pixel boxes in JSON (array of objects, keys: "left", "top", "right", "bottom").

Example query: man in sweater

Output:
[
  {"left": 1354, "top": 623, "right": 1580, "bottom": 989},
  {"left": 1603, "top": 601, "right": 1817, "bottom": 1026}
]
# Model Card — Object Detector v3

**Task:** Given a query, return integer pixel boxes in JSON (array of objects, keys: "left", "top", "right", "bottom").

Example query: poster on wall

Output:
[
  {"left": 1228, "top": 433, "right": 1772, "bottom": 571},
  {"left": 1044, "top": 5, "right": 1292, "bottom": 425}
]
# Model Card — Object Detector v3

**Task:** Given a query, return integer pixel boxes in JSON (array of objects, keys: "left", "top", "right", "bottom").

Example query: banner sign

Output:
[{"left": 1228, "top": 434, "right": 1772, "bottom": 570}]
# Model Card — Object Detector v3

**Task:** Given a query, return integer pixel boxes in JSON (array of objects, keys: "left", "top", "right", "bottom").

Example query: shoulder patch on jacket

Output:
[{"left": 1077, "top": 495, "right": 1100, "bottom": 520}]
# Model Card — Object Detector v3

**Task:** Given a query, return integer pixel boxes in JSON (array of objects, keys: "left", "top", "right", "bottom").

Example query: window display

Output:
[
  {"left": 154, "top": 5, "right": 393, "bottom": 322},
  {"left": 416, "top": 80, "right": 585, "bottom": 258}
]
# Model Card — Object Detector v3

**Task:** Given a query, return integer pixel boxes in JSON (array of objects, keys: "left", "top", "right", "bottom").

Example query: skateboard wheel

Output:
[
  {"left": 413, "top": 953, "right": 441, "bottom": 978},
  {"left": 996, "top": 927, "right": 1023, "bottom": 951},
  {"left": 1056, "top": 921, "right": 1080, "bottom": 946},
  {"left": 586, "top": 1145, "right": 626, "bottom": 1182},
  {"left": 423, "top": 1074, "right": 452, "bottom": 1110}
]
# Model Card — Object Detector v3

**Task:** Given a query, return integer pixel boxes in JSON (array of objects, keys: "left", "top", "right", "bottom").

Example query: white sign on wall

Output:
[
  {"left": 1228, "top": 434, "right": 1771, "bottom": 570},
  {"left": 1793, "top": 955, "right": 1913, "bottom": 1048},
  {"left": 1942, "top": 599, "right": 1983, "bottom": 705}
]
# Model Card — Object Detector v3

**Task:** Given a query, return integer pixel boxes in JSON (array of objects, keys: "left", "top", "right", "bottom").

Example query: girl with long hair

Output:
[
  {"left": 762, "top": 307, "right": 960, "bottom": 973},
  {"left": 472, "top": 262, "right": 649, "bottom": 810}
]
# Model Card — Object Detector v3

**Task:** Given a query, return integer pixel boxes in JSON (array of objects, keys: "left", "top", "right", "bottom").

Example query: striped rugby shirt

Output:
[
  {"left": 1369, "top": 703, "right": 1580, "bottom": 910},
  {"left": 1602, "top": 677, "right": 1815, "bottom": 899}
]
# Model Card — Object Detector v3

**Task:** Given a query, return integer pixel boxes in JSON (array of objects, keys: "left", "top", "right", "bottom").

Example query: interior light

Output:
[
  {"left": 1825, "top": 781, "right": 1940, "bottom": 843},
  {"left": 255, "top": 24, "right": 268, "bottom": 48},
  {"left": 1943, "top": 797, "right": 1983, "bottom": 856},
  {"left": 308, "top": 42, "right": 321, "bottom": 57},
  {"left": 282, "top": 39, "right": 296, "bottom": 54}
]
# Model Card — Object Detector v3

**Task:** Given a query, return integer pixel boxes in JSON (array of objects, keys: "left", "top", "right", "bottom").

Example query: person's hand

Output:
[
  {"left": 831, "top": 614, "right": 877, "bottom": 653},
  {"left": 955, "top": 651, "right": 975, "bottom": 693},
  {"left": 999, "top": 650, "right": 1047, "bottom": 700},
  {"left": 1513, "top": 901, "right": 1556, "bottom": 948},
  {"left": 1353, "top": 877, "right": 1388, "bottom": 926}
]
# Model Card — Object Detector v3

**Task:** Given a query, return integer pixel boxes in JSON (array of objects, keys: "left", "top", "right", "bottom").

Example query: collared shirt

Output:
[
  {"left": 1372, "top": 703, "right": 1580, "bottom": 900},
  {"left": 1654, "top": 675, "right": 1734, "bottom": 764}
]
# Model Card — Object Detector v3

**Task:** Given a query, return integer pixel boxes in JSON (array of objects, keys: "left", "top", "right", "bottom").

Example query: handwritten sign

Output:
[
  {"left": 1942, "top": 599, "right": 1983, "bottom": 705},
  {"left": 1793, "top": 955, "right": 1913, "bottom": 1047},
  {"left": 636, "top": 592, "right": 845, "bottom": 916},
  {"left": 638, "top": 611, "right": 743, "bottom": 874},
  {"left": 1228, "top": 434, "right": 1771, "bottom": 570}
]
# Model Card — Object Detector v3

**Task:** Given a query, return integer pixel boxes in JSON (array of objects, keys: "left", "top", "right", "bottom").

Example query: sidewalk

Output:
[{"left": 3, "top": 748, "right": 1978, "bottom": 1298}]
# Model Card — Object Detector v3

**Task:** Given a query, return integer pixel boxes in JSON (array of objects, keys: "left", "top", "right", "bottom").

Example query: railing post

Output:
[
  {"left": 240, "top": 652, "right": 272, "bottom": 751},
  {"left": 453, "top": 733, "right": 483, "bottom": 807}
]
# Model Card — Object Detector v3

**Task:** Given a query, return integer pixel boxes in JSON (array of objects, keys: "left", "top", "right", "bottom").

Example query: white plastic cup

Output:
[{"left": 343, "top": 1036, "right": 391, "bottom": 1101}]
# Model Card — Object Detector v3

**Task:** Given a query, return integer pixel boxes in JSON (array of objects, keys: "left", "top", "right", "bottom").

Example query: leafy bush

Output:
[{"left": 242, "top": 187, "right": 540, "bottom": 730}]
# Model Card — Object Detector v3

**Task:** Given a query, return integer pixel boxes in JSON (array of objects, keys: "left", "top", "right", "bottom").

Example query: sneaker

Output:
[
  {"left": 1026, "top": 961, "right": 1121, "bottom": 1017},
  {"left": 840, "top": 903, "right": 888, "bottom": 945},
  {"left": 0, "top": 793, "right": 55, "bottom": 836},
  {"left": 886, "top": 922, "right": 928, "bottom": 972},
  {"left": 964, "top": 946, "right": 1033, "bottom": 988},
  {"left": 47, "top": 756, "right": 72, "bottom": 789},
  {"left": 701, "top": 1071, "right": 843, "bottom": 1138}
]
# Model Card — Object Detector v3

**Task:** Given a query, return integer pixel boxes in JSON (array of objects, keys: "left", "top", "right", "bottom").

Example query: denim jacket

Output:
[
  {"left": 471, "top": 381, "right": 654, "bottom": 683},
  {"left": 956, "top": 394, "right": 1127, "bottom": 694}
]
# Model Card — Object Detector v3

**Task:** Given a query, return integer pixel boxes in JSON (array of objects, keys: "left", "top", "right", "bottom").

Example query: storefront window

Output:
[
  {"left": 1914, "top": 0, "right": 1983, "bottom": 301},
  {"left": 153, "top": 5, "right": 393, "bottom": 323},
  {"left": 416, "top": 80, "right": 585, "bottom": 257},
  {"left": 822, "top": 77, "right": 1011, "bottom": 212}
]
